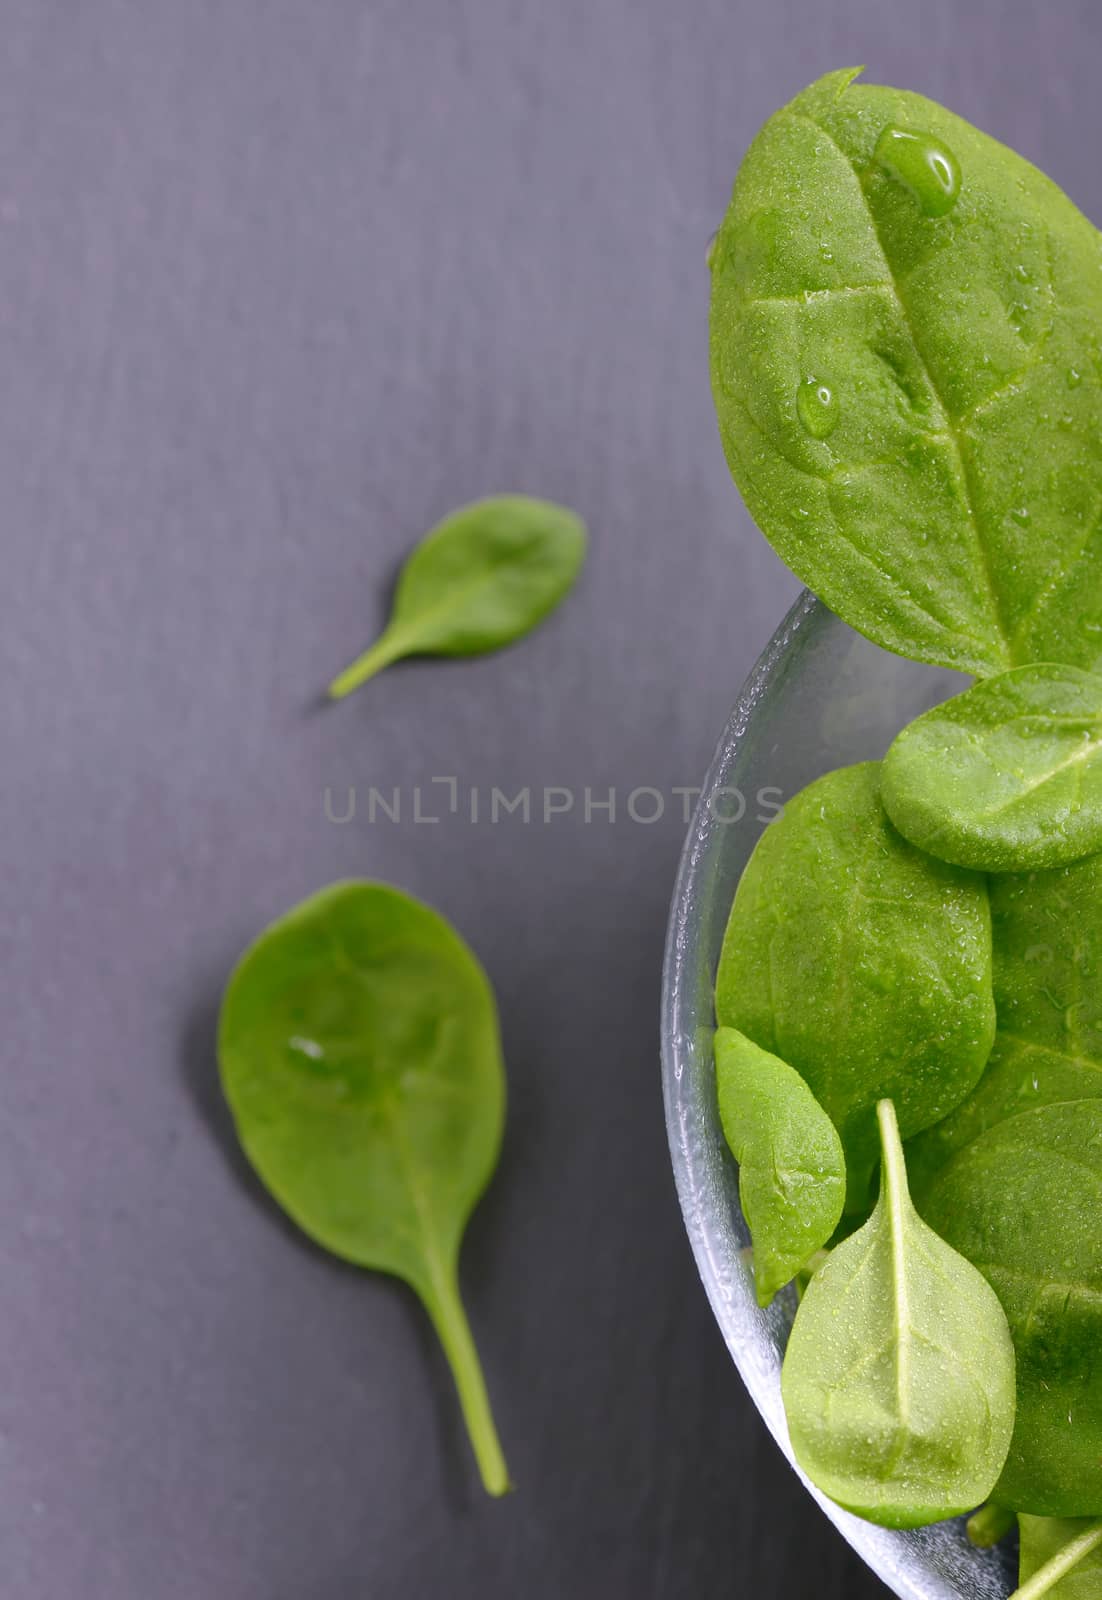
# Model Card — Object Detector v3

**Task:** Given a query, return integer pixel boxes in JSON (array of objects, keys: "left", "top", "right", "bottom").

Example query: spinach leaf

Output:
[
  {"left": 780, "top": 1100, "right": 1016, "bottom": 1528},
  {"left": 881, "top": 664, "right": 1102, "bottom": 871},
  {"left": 715, "top": 762, "right": 995, "bottom": 1189},
  {"left": 921, "top": 1101, "right": 1102, "bottom": 1515},
  {"left": 1016, "top": 1517, "right": 1102, "bottom": 1600},
  {"left": 907, "top": 853, "right": 1102, "bottom": 1193},
  {"left": 714, "top": 1026, "right": 846, "bottom": 1306},
  {"left": 328, "top": 495, "right": 586, "bottom": 698},
  {"left": 218, "top": 881, "right": 510, "bottom": 1496},
  {"left": 709, "top": 68, "right": 1102, "bottom": 676}
]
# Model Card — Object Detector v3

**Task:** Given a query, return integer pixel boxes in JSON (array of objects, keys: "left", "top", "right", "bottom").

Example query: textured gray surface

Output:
[{"left": 2, "top": 3, "right": 1100, "bottom": 1597}]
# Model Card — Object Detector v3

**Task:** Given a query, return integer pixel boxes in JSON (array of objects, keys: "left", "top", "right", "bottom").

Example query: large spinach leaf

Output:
[
  {"left": 922, "top": 1101, "right": 1102, "bottom": 1516},
  {"left": 710, "top": 68, "right": 1102, "bottom": 675},
  {"left": 781, "top": 1101, "right": 1016, "bottom": 1527},
  {"left": 715, "top": 762, "right": 995, "bottom": 1189}
]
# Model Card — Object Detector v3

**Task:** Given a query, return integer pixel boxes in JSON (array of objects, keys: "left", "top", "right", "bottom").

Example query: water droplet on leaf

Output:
[
  {"left": 796, "top": 376, "right": 839, "bottom": 439},
  {"left": 874, "top": 125, "right": 961, "bottom": 217},
  {"left": 288, "top": 1035, "right": 327, "bottom": 1067}
]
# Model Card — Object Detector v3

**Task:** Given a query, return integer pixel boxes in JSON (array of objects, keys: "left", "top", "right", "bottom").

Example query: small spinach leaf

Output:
[
  {"left": 882, "top": 664, "right": 1102, "bottom": 871},
  {"left": 218, "top": 881, "right": 510, "bottom": 1496},
  {"left": 907, "top": 853, "right": 1102, "bottom": 1193},
  {"left": 715, "top": 762, "right": 995, "bottom": 1190},
  {"left": 1016, "top": 1517, "right": 1102, "bottom": 1600},
  {"left": 921, "top": 1101, "right": 1102, "bottom": 1515},
  {"left": 780, "top": 1100, "right": 1016, "bottom": 1528},
  {"left": 710, "top": 69, "right": 1102, "bottom": 676},
  {"left": 328, "top": 495, "right": 586, "bottom": 698},
  {"left": 714, "top": 1026, "right": 846, "bottom": 1306}
]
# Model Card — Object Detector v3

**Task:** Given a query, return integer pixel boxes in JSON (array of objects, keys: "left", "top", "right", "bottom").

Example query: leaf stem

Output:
[
  {"left": 1011, "top": 1521, "right": 1102, "bottom": 1600},
  {"left": 422, "top": 1266, "right": 511, "bottom": 1498},
  {"left": 327, "top": 627, "right": 408, "bottom": 699},
  {"left": 967, "top": 1502, "right": 1015, "bottom": 1549}
]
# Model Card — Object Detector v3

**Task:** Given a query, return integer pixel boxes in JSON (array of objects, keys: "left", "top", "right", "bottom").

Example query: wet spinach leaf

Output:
[
  {"left": 922, "top": 1101, "right": 1102, "bottom": 1516},
  {"left": 1016, "top": 1517, "right": 1102, "bottom": 1600},
  {"left": 907, "top": 852, "right": 1102, "bottom": 1193},
  {"left": 715, "top": 762, "right": 995, "bottom": 1190},
  {"left": 781, "top": 1101, "right": 1016, "bottom": 1528},
  {"left": 328, "top": 495, "right": 586, "bottom": 698},
  {"left": 882, "top": 664, "right": 1102, "bottom": 872},
  {"left": 710, "top": 69, "right": 1102, "bottom": 676},
  {"left": 714, "top": 1026, "right": 846, "bottom": 1306},
  {"left": 218, "top": 881, "right": 510, "bottom": 1496}
]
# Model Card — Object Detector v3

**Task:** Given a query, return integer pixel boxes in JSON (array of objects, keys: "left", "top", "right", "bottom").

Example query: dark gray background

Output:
[{"left": 3, "top": 2, "right": 1099, "bottom": 1596}]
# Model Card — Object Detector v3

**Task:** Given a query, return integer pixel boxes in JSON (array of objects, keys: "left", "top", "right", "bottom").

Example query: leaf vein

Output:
[{"left": 795, "top": 109, "right": 1013, "bottom": 667}]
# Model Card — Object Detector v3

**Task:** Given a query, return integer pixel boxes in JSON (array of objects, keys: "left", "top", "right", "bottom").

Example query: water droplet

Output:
[
  {"left": 288, "top": 1035, "right": 326, "bottom": 1065},
  {"left": 1068, "top": 366, "right": 1083, "bottom": 388},
  {"left": 796, "top": 376, "right": 839, "bottom": 439},
  {"left": 1010, "top": 506, "right": 1031, "bottom": 527},
  {"left": 874, "top": 125, "right": 961, "bottom": 217}
]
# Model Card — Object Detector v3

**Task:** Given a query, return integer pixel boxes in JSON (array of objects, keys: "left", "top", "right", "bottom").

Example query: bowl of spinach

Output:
[
  {"left": 660, "top": 594, "right": 1019, "bottom": 1600},
  {"left": 663, "top": 67, "right": 1102, "bottom": 1600}
]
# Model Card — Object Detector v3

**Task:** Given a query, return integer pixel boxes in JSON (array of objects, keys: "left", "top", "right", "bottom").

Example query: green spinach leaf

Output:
[
  {"left": 908, "top": 853, "right": 1102, "bottom": 1193},
  {"left": 710, "top": 68, "right": 1102, "bottom": 676},
  {"left": 780, "top": 1100, "right": 1016, "bottom": 1528},
  {"left": 714, "top": 1026, "right": 846, "bottom": 1306},
  {"left": 218, "top": 881, "right": 510, "bottom": 1496},
  {"left": 1016, "top": 1517, "right": 1102, "bottom": 1600},
  {"left": 921, "top": 1101, "right": 1102, "bottom": 1515},
  {"left": 881, "top": 664, "right": 1102, "bottom": 871},
  {"left": 328, "top": 495, "right": 586, "bottom": 698},
  {"left": 715, "top": 762, "right": 995, "bottom": 1189}
]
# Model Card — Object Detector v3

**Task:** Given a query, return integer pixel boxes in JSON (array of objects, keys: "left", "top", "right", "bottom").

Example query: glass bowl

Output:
[{"left": 660, "top": 593, "right": 1018, "bottom": 1600}]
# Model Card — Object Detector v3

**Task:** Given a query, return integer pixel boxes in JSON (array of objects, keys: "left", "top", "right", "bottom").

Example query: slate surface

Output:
[{"left": 2, "top": 2, "right": 1099, "bottom": 1596}]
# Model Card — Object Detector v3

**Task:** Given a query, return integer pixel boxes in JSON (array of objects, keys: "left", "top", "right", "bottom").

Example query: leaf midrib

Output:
[
  {"left": 321, "top": 921, "right": 459, "bottom": 1288},
  {"left": 960, "top": 729, "right": 1102, "bottom": 821},
  {"left": 796, "top": 109, "right": 1014, "bottom": 670},
  {"left": 880, "top": 1105, "right": 913, "bottom": 1453},
  {"left": 997, "top": 1032, "right": 1102, "bottom": 1076},
  {"left": 977, "top": 1260, "right": 1102, "bottom": 1307},
  {"left": 1017, "top": 1520, "right": 1102, "bottom": 1600}
]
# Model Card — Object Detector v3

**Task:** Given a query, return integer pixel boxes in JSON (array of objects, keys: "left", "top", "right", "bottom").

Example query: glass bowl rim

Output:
[{"left": 658, "top": 589, "right": 1008, "bottom": 1600}]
